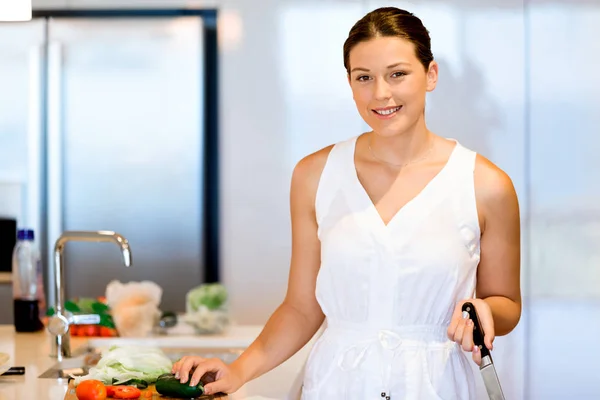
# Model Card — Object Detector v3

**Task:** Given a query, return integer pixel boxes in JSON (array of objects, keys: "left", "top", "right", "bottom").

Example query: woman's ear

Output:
[{"left": 426, "top": 61, "right": 439, "bottom": 92}]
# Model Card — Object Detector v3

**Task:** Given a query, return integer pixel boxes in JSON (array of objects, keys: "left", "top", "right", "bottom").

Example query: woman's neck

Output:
[{"left": 369, "top": 117, "right": 435, "bottom": 167}]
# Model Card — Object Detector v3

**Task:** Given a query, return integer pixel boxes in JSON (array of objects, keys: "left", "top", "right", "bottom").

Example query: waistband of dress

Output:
[{"left": 325, "top": 320, "right": 450, "bottom": 342}]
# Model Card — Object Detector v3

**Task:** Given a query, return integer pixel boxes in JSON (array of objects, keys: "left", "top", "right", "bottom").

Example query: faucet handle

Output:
[
  {"left": 47, "top": 312, "right": 101, "bottom": 337},
  {"left": 47, "top": 314, "right": 70, "bottom": 336},
  {"left": 71, "top": 314, "right": 101, "bottom": 325}
]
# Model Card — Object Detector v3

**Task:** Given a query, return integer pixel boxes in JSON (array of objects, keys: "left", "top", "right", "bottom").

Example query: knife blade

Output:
[{"left": 461, "top": 302, "right": 505, "bottom": 400}]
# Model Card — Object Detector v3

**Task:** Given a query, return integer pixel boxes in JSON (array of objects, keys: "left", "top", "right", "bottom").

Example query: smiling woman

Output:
[
  {"left": 344, "top": 9, "right": 436, "bottom": 144},
  {"left": 172, "top": 7, "right": 522, "bottom": 400}
]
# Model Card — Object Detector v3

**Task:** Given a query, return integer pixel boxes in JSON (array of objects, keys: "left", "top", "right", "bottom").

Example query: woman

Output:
[{"left": 173, "top": 7, "right": 521, "bottom": 399}]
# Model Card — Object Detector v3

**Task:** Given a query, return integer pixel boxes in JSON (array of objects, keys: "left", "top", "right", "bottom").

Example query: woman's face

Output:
[{"left": 347, "top": 36, "right": 438, "bottom": 137}]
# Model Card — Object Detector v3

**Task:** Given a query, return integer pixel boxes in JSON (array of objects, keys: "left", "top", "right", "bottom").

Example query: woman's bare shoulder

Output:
[
  {"left": 291, "top": 143, "right": 337, "bottom": 195},
  {"left": 473, "top": 153, "right": 520, "bottom": 231},
  {"left": 473, "top": 153, "right": 516, "bottom": 198}
]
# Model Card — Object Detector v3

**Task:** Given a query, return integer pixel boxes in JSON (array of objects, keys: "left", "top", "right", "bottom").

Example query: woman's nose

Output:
[{"left": 374, "top": 79, "right": 392, "bottom": 100}]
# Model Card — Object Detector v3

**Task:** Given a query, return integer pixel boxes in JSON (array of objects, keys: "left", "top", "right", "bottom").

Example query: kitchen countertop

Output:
[{"left": 0, "top": 325, "right": 311, "bottom": 400}]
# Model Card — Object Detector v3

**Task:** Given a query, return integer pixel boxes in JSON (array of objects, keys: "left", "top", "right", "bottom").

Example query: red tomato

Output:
[
  {"left": 105, "top": 386, "right": 116, "bottom": 397},
  {"left": 112, "top": 386, "right": 141, "bottom": 399},
  {"left": 75, "top": 379, "right": 107, "bottom": 400},
  {"left": 83, "top": 325, "right": 100, "bottom": 336},
  {"left": 100, "top": 326, "right": 116, "bottom": 337}
]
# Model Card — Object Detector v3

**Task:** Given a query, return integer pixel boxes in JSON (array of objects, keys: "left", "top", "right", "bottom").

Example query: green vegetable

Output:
[
  {"left": 186, "top": 283, "right": 228, "bottom": 311},
  {"left": 155, "top": 373, "right": 204, "bottom": 398},
  {"left": 77, "top": 297, "right": 96, "bottom": 314},
  {"left": 91, "top": 302, "right": 110, "bottom": 314},
  {"left": 65, "top": 300, "right": 81, "bottom": 313},
  {"left": 46, "top": 297, "right": 115, "bottom": 329},
  {"left": 73, "top": 346, "right": 172, "bottom": 387}
]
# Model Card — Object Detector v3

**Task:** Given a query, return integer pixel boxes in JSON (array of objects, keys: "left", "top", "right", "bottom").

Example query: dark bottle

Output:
[{"left": 12, "top": 229, "right": 44, "bottom": 332}]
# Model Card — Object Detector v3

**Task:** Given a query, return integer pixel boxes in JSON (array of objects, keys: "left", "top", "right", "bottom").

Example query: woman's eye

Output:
[
  {"left": 392, "top": 71, "right": 407, "bottom": 78},
  {"left": 357, "top": 75, "right": 370, "bottom": 81}
]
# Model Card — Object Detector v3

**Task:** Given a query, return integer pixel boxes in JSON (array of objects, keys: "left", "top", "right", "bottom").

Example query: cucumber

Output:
[{"left": 155, "top": 373, "right": 205, "bottom": 398}]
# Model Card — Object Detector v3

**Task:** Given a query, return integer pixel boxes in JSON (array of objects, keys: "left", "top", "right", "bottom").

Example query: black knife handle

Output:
[
  {"left": 462, "top": 302, "right": 491, "bottom": 358},
  {"left": 1, "top": 367, "right": 25, "bottom": 376}
]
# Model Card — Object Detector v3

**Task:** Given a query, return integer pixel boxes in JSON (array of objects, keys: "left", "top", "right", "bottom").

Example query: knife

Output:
[
  {"left": 461, "top": 302, "right": 505, "bottom": 400},
  {"left": 0, "top": 366, "right": 25, "bottom": 376}
]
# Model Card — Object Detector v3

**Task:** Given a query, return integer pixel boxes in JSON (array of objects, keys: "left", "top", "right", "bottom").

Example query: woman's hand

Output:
[
  {"left": 447, "top": 298, "right": 495, "bottom": 366},
  {"left": 171, "top": 356, "right": 245, "bottom": 395}
]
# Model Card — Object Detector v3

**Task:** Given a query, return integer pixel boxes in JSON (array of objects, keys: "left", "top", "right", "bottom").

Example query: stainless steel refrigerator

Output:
[{"left": 0, "top": 9, "right": 219, "bottom": 313}]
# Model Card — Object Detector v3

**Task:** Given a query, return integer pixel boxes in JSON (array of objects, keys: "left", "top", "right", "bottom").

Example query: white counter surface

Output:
[{"left": 0, "top": 325, "right": 309, "bottom": 400}]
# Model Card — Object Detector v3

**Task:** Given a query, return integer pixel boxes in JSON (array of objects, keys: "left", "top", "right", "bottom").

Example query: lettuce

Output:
[
  {"left": 186, "top": 283, "right": 228, "bottom": 312},
  {"left": 73, "top": 345, "right": 172, "bottom": 387}
]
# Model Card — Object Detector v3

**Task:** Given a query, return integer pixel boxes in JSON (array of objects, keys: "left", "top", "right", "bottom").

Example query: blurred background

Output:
[{"left": 0, "top": 0, "right": 598, "bottom": 399}]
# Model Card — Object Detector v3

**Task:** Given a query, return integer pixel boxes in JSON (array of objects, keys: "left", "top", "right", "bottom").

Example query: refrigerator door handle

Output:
[
  {"left": 47, "top": 41, "right": 63, "bottom": 309},
  {"left": 27, "top": 44, "right": 44, "bottom": 245},
  {"left": 27, "top": 42, "right": 51, "bottom": 304}
]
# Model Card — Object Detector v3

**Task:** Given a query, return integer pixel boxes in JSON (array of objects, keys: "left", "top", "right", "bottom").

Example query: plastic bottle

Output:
[{"left": 12, "top": 229, "right": 44, "bottom": 332}]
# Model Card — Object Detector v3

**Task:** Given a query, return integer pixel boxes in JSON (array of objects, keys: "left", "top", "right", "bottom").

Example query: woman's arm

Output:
[
  {"left": 229, "top": 148, "right": 330, "bottom": 384},
  {"left": 474, "top": 154, "right": 522, "bottom": 336},
  {"left": 172, "top": 146, "right": 332, "bottom": 394},
  {"left": 447, "top": 154, "right": 522, "bottom": 363}
]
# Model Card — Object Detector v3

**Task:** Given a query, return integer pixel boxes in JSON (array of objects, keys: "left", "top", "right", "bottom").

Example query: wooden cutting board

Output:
[{"left": 64, "top": 381, "right": 228, "bottom": 399}]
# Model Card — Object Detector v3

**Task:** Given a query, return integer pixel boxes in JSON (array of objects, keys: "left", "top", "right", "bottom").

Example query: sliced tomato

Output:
[
  {"left": 112, "top": 386, "right": 141, "bottom": 399},
  {"left": 105, "top": 386, "right": 116, "bottom": 397}
]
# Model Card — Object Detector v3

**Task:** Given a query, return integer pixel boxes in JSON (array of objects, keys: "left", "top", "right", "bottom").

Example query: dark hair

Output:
[{"left": 343, "top": 7, "right": 434, "bottom": 73}]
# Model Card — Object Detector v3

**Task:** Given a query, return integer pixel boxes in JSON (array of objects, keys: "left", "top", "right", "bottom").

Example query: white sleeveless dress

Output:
[{"left": 300, "top": 136, "right": 480, "bottom": 400}]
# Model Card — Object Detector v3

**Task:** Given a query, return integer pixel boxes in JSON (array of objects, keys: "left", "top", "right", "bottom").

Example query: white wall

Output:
[{"left": 527, "top": 1, "right": 600, "bottom": 399}]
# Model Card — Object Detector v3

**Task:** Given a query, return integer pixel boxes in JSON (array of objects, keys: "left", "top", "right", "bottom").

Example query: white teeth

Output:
[{"left": 374, "top": 106, "right": 401, "bottom": 115}]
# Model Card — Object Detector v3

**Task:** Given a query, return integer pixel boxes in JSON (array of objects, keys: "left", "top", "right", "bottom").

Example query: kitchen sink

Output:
[{"left": 38, "top": 345, "right": 244, "bottom": 380}]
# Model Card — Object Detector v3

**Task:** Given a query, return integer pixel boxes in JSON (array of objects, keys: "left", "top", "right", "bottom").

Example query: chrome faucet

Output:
[{"left": 47, "top": 231, "right": 132, "bottom": 360}]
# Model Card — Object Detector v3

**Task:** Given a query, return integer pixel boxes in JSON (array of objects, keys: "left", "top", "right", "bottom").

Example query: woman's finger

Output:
[
  {"left": 453, "top": 315, "right": 467, "bottom": 343},
  {"left": 172, "top": 357, "right": 188, "bottom": 376},
  {"left": 472, "top": 344, "right": 482, "bottom": 366},
  {"left": 474, "top": 300, "right": 495, "bottom": 351},
  {"left": 204, "top": 380, "right": 228, "bottom": 396},
  {"left": 484, "top": 330, "right": 495, "bottom": 351},
  {"left": 171, "top": 360, "right": 180, "bottom": 374},
  {"left": 447, "top": 312, "right": 461, "bottom": 341},
  {"left": 179, "top": 357, "right": 205, "bottom": 384},
  {"left": 448, "top": 302, "right": 470, "bottom": 340},
  {"left": 461, "top": 319, "right": 474, "bottom": 352},
  {"left": 189, "top": 358, "right": 224, "bottom": 387}
]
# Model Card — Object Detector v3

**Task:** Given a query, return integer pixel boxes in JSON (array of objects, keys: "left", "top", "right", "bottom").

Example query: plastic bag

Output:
[
  {"left": 105, "top": 280, "right": 162, "bottom": 337},
  {"left": 181, "top": 283, "right": 230, "bottom": 334}
]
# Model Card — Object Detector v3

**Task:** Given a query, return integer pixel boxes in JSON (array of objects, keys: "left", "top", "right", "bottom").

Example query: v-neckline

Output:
[{"left": 350, "top": 135, "right": 460, "bottom": 229}]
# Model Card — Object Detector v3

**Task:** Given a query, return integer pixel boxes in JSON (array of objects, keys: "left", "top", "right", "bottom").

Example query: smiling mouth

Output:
[{"left": 372, "top": 106, "right": 402, "bottom": 116}]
